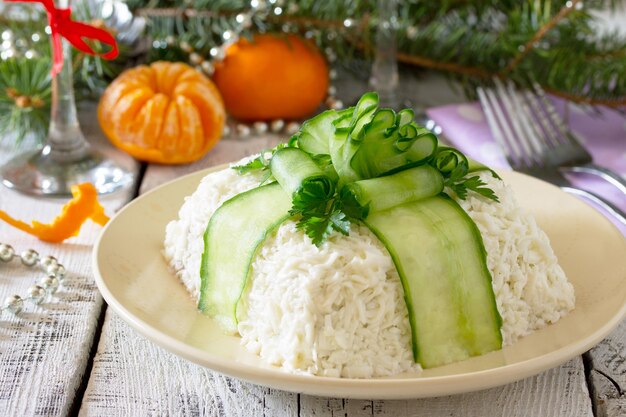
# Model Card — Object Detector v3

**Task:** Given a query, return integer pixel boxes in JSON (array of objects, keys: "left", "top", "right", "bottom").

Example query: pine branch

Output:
[
  {"left": 132, "top": 0, "right": 626, "bottom": 108},
  {"left": 0, "top": 57, "right": 51, "bottom": 146},
  {"left": 502, "top": 0, "right": 582, "bottom": 74}
]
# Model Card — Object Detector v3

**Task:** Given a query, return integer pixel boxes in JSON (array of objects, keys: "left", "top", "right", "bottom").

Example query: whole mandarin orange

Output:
[{"left": 213, "top": 34, "right": 329, "bottom": 121}]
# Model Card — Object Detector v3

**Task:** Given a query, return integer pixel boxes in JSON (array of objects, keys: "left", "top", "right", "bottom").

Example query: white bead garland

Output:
[{"left": 0, "top": 243, "right": 66, "bottom": 317}]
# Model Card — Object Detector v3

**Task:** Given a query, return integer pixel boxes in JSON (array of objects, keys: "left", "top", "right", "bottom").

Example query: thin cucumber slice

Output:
[
  {"left": 331, "top": 94, "right": 380, "bottom": 186},
  {"left": 350, "top": 110, "right": 437, "bottom": 179},
  {"left": 199, "top": 183, "right": 292, "bottom": 333},
  {"left": 342, "top": 165, "right": 444, "bottom": 216},
  {"left": 364, "top": 195, "right": 502, "bottom": 368},
  {"left": 270, "top": 147, "right": 333, "bottom": 196},
  {"left": 297, "top": 109, "right": 338, "bottom": 155}
]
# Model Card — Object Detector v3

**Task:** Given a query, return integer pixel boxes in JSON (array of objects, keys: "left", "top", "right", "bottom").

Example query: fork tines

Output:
[{"left": 478, "top": 80, "right": 551, "bottom": 170}]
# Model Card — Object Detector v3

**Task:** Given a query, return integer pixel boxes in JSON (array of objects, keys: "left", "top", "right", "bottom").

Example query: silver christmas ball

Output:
[
  {"left": 0, "top": 243, "right": 15, "bottom": 262},
  {"left": 20, "top": 249, "right": 39, "bottom": 267},
  {"left": 3, "top": 295, "right": 23, "bottom": 315},
  {"left": 28, "top": 285, "right": 46, "bottom": 304},
  {"left": 47, "top": 263, "right": 66, "bottom": 281},
  {"left": 327, "top": 85, "right": 337, "bottom": 96},
  {"left": 40, "top": 255, "right": 58, "bottom": 269},
  {"left": 253, "top": 121, "right": 268, "bottom": 134},
  {"left": 41, "top": 276, "right": 59, "bottom": 294},
  {"left": 285, "top": 121, "right": 300, "bottom": 135},
  {"left": 236, "top": 124, "right": 251, "bottom": 138},
  {"left": 270, "top": 119, "right": 285, "bottom": 133},
  {"left": 189, "top": 52, "right": 203, "bottom": 65}
]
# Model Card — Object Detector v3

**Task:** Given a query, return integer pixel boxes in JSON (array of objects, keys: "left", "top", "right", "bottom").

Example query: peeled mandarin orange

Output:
[
  {"left": 213, "top": 34, "right": 329, "bottom": 121},
  {"left": 98, "top": 61, "right": 225, "bottom": 164}
]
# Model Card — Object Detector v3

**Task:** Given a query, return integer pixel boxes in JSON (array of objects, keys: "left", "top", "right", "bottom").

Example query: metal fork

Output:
[
  {"left": 525, "top": 82, "right": 626, "bottom": 195},
  {"left": 478, "top": 80, "right": 626, "bottom": 227}
]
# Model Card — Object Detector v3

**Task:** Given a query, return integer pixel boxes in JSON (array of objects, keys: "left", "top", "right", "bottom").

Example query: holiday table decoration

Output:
[
  {"left": 0, "top": 0, "right": 133, "bottom": 196},
  {"left": 98, "top": 61, "right": 226, "bottom": 164},
  {"left": 0, "top": 0, "right": 134, "bottom": 146},
  {"left": 131, "top": 0, "right": 626, "bottom": 109}
]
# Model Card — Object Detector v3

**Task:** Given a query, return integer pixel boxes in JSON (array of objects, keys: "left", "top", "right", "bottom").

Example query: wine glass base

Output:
[{"left": 1, "top": 147, "right": 134, "bottom": 197}]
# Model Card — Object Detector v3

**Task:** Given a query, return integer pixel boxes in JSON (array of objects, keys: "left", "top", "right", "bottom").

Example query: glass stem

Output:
[
  {"left": 47, "top": 0, "right": 90, "bottom": 162},
  {"left": 369, "top": 0, "right": 399, "bottom": 109}
]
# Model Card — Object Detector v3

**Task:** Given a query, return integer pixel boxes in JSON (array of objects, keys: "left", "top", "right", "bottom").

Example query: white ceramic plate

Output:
[{"left": 93, "top": 166, "right": 626, "bottom": 399}]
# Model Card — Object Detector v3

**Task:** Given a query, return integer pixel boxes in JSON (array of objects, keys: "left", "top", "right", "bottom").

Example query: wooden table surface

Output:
[{"left": 0, "top": 75, "right": 624, "bottom": 417}]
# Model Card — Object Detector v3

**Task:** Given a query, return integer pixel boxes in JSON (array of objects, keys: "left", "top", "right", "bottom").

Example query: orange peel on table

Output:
[{"left": 0, "top": 183, "right": 109, "bottom": 243}]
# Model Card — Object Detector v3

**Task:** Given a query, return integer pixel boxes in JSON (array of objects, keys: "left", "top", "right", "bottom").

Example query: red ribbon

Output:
[{"left": 5, "top": 0, "right": 119, "bottom": 77}]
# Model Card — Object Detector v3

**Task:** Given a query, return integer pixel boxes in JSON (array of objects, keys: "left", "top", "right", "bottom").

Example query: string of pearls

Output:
[{"left": 0, "top": 243, "right": 66, "bottom": 316}]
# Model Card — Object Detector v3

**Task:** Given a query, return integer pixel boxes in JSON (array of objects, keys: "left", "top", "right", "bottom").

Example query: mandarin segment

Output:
[
  {"left": 176, "top": 96, "right": 204, "bottom": 157},
  {"left": 137, "top": 94, "right": 169, "bottom": 149},
  {"left": 162, "top": 63, "right": 190, "bottom": 96},
  {"left": 175, "top": 81, "right": 225, "bottom": 139},
  {"left": 110, "top": 88, "right": 153, "bottom": 136},
  {"left": 98, "top": 61, "right": 225, "bottom": 164},
  {"left": 158, "top": 100, "right": 181, "bottom": 155}
]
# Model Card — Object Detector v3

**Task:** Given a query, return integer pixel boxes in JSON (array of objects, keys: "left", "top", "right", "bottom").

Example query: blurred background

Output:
[{"left": 1, "top": 0, "right": 625, "bottom": 153}]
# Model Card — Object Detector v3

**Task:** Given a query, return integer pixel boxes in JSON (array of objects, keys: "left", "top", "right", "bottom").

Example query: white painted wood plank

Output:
[
  {"left": 82, "top": 309, "right": 593, "bottom": 417},
  {"left": 80, "top": 311, "right": 299, "bottom": 417},
  {"left": 587, "top": 319, "right": 626, "bottom": 417},
  {"left": 0, "top": 104, "right": 139, "bottom": 416},
  {"left": 300, "top": 358, "right": 592, "bottom": 417}
]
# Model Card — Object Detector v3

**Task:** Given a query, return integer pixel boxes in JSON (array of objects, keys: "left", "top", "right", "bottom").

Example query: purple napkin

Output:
[{"left": 427, "top": 101, "right": 626, "bottom": 235}]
